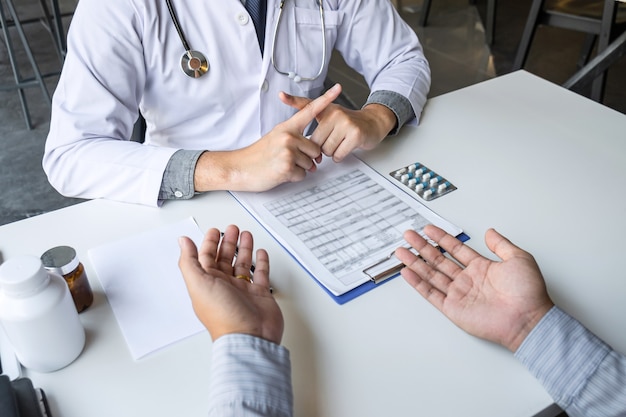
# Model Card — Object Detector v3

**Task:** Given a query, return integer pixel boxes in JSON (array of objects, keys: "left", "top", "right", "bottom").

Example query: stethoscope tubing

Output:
[
  {"left": 271, "top": 0, "right": 326, "bottom": 82},
  {"left": 165, "top": 0, "right": 191, "bottom": 53}
]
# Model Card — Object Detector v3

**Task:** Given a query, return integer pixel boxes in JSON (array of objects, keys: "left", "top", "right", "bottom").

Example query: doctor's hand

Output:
[
  {"left": 281, "top": 93, "right": 396, "bottom": 162},
  {"left": 193, "top": 84, "right": 342, "bottom": 193},
  {"left": 178, "top": 225, "right": 284, "bottom": 345},
  {"left": 395, "top": 225, "right": 554, "bottom": 353}
]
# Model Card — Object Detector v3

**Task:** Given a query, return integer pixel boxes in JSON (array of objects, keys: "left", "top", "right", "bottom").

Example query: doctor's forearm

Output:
[
  {"left": 359, "top": 103, "right": 400, "bottom": 142},
  {"left": 191, "top": 136, "right": 321, "bottom": 194},
  {"left": 192, "top": 150, "right": 247, "bottom": 193},
  {"left": 159, "top": 149, "right": 250, "bottom": 197}
]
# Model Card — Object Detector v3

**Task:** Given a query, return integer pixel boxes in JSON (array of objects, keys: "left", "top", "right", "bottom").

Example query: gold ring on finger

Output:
[{"left": 235, "top": 274, "right": 253, "bottom": 283}]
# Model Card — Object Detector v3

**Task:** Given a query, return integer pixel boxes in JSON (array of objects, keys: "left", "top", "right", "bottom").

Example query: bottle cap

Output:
[
  {"left": 41, "top": 246, "right": 80, "bottom": 276},
  {"left": 0, "top": 256, "right": 50, "bottom": 297}
]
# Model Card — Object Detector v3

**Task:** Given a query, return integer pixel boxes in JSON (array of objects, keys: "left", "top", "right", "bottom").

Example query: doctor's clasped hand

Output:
[
  {"left": 280, "top": 92, "right": 398, "bottom": 162},
  {"left": 192, "top": 84, "right": 343, "bottom": 193}
]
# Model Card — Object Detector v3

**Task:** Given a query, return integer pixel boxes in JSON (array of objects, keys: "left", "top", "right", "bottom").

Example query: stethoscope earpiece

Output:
[
  {"left": 288, "top": 72, "right": 302, "bottom": 83},
  {"left": 181, "top": 50, "right": 209, "bottom": 78}
]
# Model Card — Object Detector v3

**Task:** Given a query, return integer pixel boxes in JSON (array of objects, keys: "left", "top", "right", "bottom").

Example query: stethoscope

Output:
[
  {"left": 165, "top": 0, "right": 209, "bottom": 78},
  {"left": 165, "top": 0, "right": 326, "bottom": 82},
  {"left": 271, "top": 0, "right": 326, "bottom": 83}
]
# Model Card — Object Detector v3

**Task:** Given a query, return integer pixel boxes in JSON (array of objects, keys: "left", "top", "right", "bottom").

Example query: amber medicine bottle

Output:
[{"left": 41, "top": 246, "right": 93, "bottom": 313}]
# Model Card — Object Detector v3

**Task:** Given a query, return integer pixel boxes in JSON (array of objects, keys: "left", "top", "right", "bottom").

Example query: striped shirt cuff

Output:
[
  {"left": 514, "top": 306, "right": 611, "bottom": 410},
  {"left": 208, "top": 334, "right": 292, "bottom": 417}
]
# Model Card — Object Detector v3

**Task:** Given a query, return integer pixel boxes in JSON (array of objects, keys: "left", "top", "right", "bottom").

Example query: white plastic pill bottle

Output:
[{"left": 0, "top": 256, "right": 85, "bottom": 372}]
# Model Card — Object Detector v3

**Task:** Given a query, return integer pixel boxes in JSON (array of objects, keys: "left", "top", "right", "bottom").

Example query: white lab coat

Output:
[{"left": 43, "top": 0, "right": 430, "bottom": 206}]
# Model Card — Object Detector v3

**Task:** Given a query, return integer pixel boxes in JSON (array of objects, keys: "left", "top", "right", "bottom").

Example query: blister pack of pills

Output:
[{"left": 390, "top": 162, "right": 457, "bottom": 201}]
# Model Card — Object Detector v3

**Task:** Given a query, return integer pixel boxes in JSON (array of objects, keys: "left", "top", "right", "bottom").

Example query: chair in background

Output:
[
  {"left": 512, "top": 0, "right": 626, "bottom": 102},
  {"left": 563, "top": 18, "right": 626, "bottom": 94},
  {"left": 0, "top": 0, "right": 69, "bottom": 129},
  {"left": 45, "top": 0, "right": 68, "bottom": 58}
]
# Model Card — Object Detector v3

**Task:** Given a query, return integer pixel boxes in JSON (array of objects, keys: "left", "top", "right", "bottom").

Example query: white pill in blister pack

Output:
[{"left": 390, "top": 163, "right": 457, "bottom": 201}]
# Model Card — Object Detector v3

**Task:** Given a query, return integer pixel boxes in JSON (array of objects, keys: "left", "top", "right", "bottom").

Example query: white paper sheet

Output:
[{"left": 88, "top": 217, "right": 205, "bottom": 360}]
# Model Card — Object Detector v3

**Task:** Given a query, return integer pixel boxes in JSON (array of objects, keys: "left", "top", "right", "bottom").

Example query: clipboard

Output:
[{"left": 230, "top": 154, "right": 467, "bottom": 304}]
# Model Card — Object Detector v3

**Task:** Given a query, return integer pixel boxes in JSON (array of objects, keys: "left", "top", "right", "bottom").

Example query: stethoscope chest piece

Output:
[{"left": 181, "top": 50, "right": 209, "bottom": 78}]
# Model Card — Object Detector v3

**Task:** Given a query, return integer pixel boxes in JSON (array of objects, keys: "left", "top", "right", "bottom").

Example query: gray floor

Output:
[{"left": 1, "top": 0, "right": 625, "bottom": 226}]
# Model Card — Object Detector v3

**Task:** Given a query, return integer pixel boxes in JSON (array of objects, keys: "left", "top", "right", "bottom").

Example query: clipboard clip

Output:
[
  {"left": 363, "top": 250, "right": 406, "bottom": 284},
  {"left": 362, "top": 240, "right": 438, "bottom": 284}
]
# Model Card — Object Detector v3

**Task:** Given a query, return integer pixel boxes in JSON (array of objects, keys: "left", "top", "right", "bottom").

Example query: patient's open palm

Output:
[
  {"left": 395, "top": 225, "right": 553, "bottom": 352},
  {"left": 179, "top": 225, "right": 284, "bottom": 345}
]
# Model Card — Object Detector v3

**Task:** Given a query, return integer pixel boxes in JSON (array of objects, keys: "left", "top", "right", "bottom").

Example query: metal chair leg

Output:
[
  {"left": 35, "top": 0, "right": 63, "bottom": 62},
  {"left": 485, "top": 0, "right": 496, "bottom": 45},
  {"left": 419, "top": 0, "right": 433, "bottom": 26},
  {"left": 0, "top": 0, "right": 53, "bottom": 129},
  {"left": 577, "top": 34, "right": 598, "bottom": 69},
  {"left": 512, "top": 0, "right": 544, "bottom": 70},
  {"left": 563, "top": 28, "right": 626, "bottom": 92},
  {"left": 0, "top": 0, "right": 32, "bottom": 129},
  {"left": 590, "top": 0, "right": 618, "bottom": 102},
  {"left": 48, "top": 0, "right": 66, "bottom": 57}
]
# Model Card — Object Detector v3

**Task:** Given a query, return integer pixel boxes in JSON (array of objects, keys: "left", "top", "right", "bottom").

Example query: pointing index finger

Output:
[{"left": 283, "top": 83, "right": 342, "bottom": 132}]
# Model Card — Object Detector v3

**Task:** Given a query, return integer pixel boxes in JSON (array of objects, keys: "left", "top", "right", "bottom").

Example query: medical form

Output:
[{"left": 231, "top": 154, "right": 463, "bottom": 301}]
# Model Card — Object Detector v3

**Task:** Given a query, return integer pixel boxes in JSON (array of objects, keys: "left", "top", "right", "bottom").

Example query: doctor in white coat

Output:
[{"left": 43, "top": 0, "right": 431, "bottom": 206}]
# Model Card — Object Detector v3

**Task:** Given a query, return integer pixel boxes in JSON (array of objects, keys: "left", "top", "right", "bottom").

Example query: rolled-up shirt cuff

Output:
[
  {"left": 158, "top": 149, "right": 204, "bottom": 200},
  {"left": 364, "top": 90, "right": 415, "bottom": 136}
]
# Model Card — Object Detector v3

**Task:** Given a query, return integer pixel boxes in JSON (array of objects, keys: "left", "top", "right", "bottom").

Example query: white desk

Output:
[{"left": 1, "top": 71, "right": 625, "bottom": 417}]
